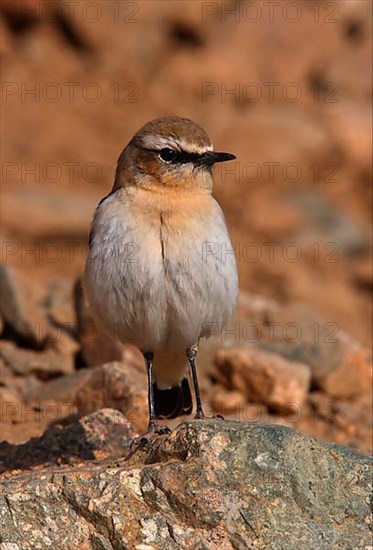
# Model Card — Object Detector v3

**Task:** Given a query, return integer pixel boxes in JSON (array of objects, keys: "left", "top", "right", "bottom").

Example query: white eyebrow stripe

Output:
[
  {"left": 141, "top": 135, "right": 180, "bottom": 150},
  {"left": 140, "top": 135, "right": 214, "bottom": 154},
  {"left": 179, "top": 139, "right": 214, "bottom": 154}
]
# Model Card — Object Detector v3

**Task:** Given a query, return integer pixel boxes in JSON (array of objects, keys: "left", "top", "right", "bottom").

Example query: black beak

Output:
[{"left": 195, "top": 151, "right": 236, "bottom": 167}]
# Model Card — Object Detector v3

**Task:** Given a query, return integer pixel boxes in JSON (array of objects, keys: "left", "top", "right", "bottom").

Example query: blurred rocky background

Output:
[{"left": 0, "top": 0, "right": 372, "bottom": 524}]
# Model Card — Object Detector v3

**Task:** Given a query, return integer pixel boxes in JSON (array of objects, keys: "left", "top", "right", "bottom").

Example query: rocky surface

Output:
[
  {"left": 0, "top": 409, "right": 135, "bottom": 473},
  {"left": 0, "top": 418, "right": 371, "bottom": 549},
  {"left": 0, "top": 1, "right": 372, "bottom": 546}
]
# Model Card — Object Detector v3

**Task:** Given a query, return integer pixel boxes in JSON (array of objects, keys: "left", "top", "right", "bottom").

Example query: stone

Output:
[
  {"left": 304, "top": 391, "right": 373, "bottom": 456},
  {"left": 352, "top": 256, "right": 373, "bottom": 292},
  {"left": 215, "top": 346, "right": 311, "bottom": 412},
  {"left": 75, "top": 358, "right": 148, "bottom": 433},
  {"left": 45, "top": 279, "right": 80, "bottom": 357},
  {"left": 289, "top": 188, "right": 370, "bottom": 257},
  {"left": 0, "top": 419, "right": 371, "bottom": 549},
  {"left": 324, "top": 102, "right": 372, "bottom": 171},
  {"left": 236, "top": 295, "right": 372, "bottom": 399},
  {"left": 0, "top": 359, "right": 40, "bottom": 403},
  {"left": 0, "top": 408, "right": 135, "bottom": 473},
  {"left": 315, "top": 338, "right": 372, "bottom": 399},
  {"left": 0, "top": 340, "right": 74, "bottom": 379},
  {"left": 210, "top": 386, "right": 248, "bottom": 418},
  {"left": 0, "top": 387, "right": 23, "bottom": 423},
  {"left": 0, "top": 263, "right": 49, "bottom": 347},
  {"left": 26, "top": 368, "right": 92, "bottom": 404},
  {"left": 0, "top": 265, "right": 78, "bottom": 356}
]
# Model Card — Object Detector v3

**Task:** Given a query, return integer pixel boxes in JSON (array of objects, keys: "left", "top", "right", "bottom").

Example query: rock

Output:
[
  {"left": 215, "top": 346, "right": 311, "bottom": 412},
  {"left": 0, "top": 340, "right": 74, "bottom": 379},
  {"left": 0, "top": 386, "right": 23, "bottom": 423},
  {"left": 0, "top": 420, "right": 371, "bottom": 548},
  {"left": 5, "top": 369, "right": 95, "bottom": 445},
  {"left": 210, "top": 386, "right": 248, "bottom": 417},
  {"left": 0, "top": 359, "right": 40, "bottom": 402},
  {"left": 0, "top": 361, "right": 16, "bottom": 389},
  {"left": 45, "top": 279, "right": 80, "bottom": 357},
  {"left": 236, "top": 294, "right": 372, "bottom": 399},
  {"left": 0, "top": 408, "right": 135, "bottom": 474},
  {"left": 0, "top": 265, "right": 78, "bottom": 355},
  {"left": 75, "top": 358, "right": 148, "bottom": 433},
  {"left": 315, "top": 337, "right": 372, "bottom": 399},
  {"left": 260, "top": 336, "right": 372, "bottom": 400},
  {"left": 324, "top": 102, "right": 372, "bottom": 171},
  {"left": 289, "top": 188, "right": 370, "bottom": 257},
  {"left": 304, "top": 391, "right": 373, "bottom": 455},
  {"left": 352, "top": 256, "right": 373, "bottom": 292},
  {"left": 0, "top": 263, "right": 49, "bottom": 347},
  {"left": 26, "top": 368, "right": 92, "bottom": 404}
]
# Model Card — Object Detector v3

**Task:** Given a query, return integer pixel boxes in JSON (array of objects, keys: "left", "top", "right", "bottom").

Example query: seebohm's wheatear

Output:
[{"left": 85, "top": 116, "right": 238, "bottom": 440}]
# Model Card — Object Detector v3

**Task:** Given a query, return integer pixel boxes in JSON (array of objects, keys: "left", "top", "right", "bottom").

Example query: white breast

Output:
[{"left": 84, "top": 189, "right": 238, "bottom": 352}]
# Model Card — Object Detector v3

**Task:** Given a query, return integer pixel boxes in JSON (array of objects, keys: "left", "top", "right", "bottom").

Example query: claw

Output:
[
  {"left": 194, "top": 412, "right": 224, "bottom": 420},
  {"left": 127, "top": 423, "right": 171, "bottom": 456},
  {"left": 155, "top": 425, "right": 171, "bottom": 435},
  {"left": 129, "top": 435, "right": 150, "bottom": 452}
]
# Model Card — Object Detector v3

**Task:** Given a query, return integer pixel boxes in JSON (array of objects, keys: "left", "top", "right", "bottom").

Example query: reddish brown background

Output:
[{"left": 0, "top": 0, "right": 372, "bottom": 462}]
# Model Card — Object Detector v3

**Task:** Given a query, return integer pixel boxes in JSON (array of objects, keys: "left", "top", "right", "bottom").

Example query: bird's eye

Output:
[{"left": 159, "top": 148, "right": 176, "bottom": 163}]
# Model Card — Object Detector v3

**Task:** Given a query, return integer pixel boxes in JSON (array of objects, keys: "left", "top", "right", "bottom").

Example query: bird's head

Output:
[{"left": 113, "top": 116, "right": 236, "bottom": 193}]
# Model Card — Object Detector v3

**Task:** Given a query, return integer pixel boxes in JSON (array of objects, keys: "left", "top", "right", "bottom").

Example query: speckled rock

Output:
[{"left": 0, "top": 419, "right": 371, "bottom": 549}]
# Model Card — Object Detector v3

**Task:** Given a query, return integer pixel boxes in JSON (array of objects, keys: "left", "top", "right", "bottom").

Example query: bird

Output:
[{"left": 84, "top": 116, "right": 238, "bottom": 441}]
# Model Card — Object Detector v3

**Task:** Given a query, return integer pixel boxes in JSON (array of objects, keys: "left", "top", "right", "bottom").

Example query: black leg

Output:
[
  {"left": 143, "top": 351, "right": 156, "bottom": 431},
  {"left": 141, "top": 352, "right": 170, "bottom": 436},
  {"left": 126, "top": 351, "right": 171, "bottom": 455},
  {"left": 186, "top": 345, "right": 205, "bottom": 419}
]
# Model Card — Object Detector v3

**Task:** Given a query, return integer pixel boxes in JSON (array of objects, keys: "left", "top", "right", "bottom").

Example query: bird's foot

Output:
[
  {"left": 194, "top": 410, "right": 224, "bottom": 420},
  {"left": 128, "top": 423, "right": 171, "bottom": 453}
]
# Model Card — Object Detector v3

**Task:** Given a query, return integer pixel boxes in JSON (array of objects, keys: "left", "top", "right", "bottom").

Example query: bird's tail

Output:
[
  {"left": 153, "top": 378, "right": 192, "bottom": 419},
  {"left": 153, "top": 349, "right": 193, "bottom": 419}
]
